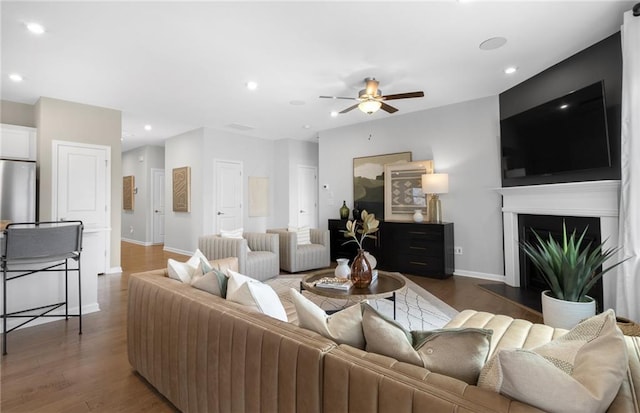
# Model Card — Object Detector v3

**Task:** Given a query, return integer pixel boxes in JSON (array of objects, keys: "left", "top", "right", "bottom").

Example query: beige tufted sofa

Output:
[{"left": 127, "top": 259, "right": 640, "bottom": 413}]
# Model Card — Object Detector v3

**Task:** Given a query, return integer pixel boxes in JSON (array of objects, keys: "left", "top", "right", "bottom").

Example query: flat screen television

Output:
[{"left": 500, "top": 81, "right": 611, "bottom": 182}]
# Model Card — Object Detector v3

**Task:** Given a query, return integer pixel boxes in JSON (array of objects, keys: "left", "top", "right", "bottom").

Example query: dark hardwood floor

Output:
[{"left": 0, "top": 242, "right": 541, "bottom": 412}]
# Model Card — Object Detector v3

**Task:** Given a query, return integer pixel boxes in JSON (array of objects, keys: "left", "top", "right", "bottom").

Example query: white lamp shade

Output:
[{"left": 422, "top": 173, "right": 449, "bottom": 194}]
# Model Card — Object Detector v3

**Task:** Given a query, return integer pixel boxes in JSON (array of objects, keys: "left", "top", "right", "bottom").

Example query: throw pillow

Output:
[
  {"left": 477, "top": 309, "right": 627, "bottom": 413},
  {"left": 361, "top": 303, "right": 492, "bottom": 384},
  {"left": 220, "top": 228, "right": 251, "bottom": 252},
  {"left": 288, "top": 225, "right": 311, "bottom": 245},
  {"left": 226, "top": 270, "right": 287, "bottom": 322},
  {"left": 191, "top": 258, "right": 229, "bottom": 297},
  {"left": 289, "top": 288, "right": 365, "bottom": 349},
  {"left": 167, "top": 248, "right": 208, "bottom": 283}
]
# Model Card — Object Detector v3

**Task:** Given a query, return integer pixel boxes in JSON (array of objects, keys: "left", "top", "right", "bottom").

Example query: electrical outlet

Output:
[
  {"left": 454, "top": 246, "right": 463, "bottom": 255},
  {"left": 129, "top": 225, "right": 134, "bottom": 234}
]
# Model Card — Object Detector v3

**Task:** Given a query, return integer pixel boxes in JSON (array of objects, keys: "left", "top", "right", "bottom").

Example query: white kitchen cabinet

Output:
[{"left": 0, "top": 124, "right": 37, "bottom": 161}]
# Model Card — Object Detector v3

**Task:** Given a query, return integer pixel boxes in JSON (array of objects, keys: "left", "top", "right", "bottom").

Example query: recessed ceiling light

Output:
[
  {"left": 560, "top": 104, "right": 569, "bottom": 110},
  {"left": 479, "top": 37, "right": 507, "bottom": 51},
  {"left": 9, "top": 73, "right": 23, "bottom": 82},
  {"left": 246, "top": 81, "right": 258, "bottom": 90},
  {"left": 26, "top": 22, "right": 45, "bottom": 34},
  {"left": 504, "top": 66, "right": 518, "bottom": 75},
  {"left": 144, "top": 125, "right": 152, "bottom": 131},
  {"left": 330, "top": 111, "right": 338, "bottom": 117},
  {"left": 303, "top": 125, "right": 311, "bottom": 129}
]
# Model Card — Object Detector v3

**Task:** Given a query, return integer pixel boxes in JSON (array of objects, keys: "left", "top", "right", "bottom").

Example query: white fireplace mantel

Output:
[{"left": 496, "top": 180, "right": 620, "bottom": 308}]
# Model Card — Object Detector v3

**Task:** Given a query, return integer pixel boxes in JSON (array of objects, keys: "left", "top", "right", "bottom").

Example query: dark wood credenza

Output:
[{"left": 328, "top": 219, "right": 454, "bottom": 279}]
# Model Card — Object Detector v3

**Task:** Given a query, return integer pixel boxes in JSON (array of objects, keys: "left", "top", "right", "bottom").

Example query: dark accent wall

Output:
[{"left": 500, "top": 32, "right": 622, "bottom": 187}]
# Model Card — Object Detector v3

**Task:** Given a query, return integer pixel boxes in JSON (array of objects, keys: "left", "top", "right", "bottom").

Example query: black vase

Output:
[{"left": 352, "top": 203, "right": 360, "bottom": 221}]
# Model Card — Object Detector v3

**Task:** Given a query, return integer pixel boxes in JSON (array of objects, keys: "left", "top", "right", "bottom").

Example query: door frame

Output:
[
  {"left": 51, "top": 139, "right": 111, "bottom": 272},
  {"left": 296, "top": 164, "right": 318, "bottom": 228},
  {"left": 151, "top": 168, "right": 165, "bottom": 245},
  {"left": 213, "top": 158, "right": 243, "bottom": 233},
  {"left": 51, "top": 140, "right": 111, "bottom": 227}
]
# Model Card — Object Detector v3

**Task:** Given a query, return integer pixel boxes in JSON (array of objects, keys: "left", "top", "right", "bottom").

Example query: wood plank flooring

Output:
[{"left": 1, "top": 242, "right": 541, "bottom": 412}]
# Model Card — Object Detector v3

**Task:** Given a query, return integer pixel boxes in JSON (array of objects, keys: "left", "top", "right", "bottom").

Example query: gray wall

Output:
[
  {"left": 121, "top": 145, "right": 165, "bottom": 245},
  {"left": 318, "top": 96, "right": 505, "bottom": 279},
  {"left": 1, "top": 100, "right": 35, "bottom": 127},
  {"left": 35, "top": 97, "right": 122, "bottom": 270},
  {"left": 163, "top": 129, "right": 319, "bottom": 254}
]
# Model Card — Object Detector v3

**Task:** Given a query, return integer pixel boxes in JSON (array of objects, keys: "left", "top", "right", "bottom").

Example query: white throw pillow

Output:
[
  {"left": 478, "top": 309, "right": 627, "bottom": 413},
  {"left": 288, "top": 225, "right": 311, "bottom": 245},
  {"left": 220, "top": 228, "right": 251, "bottom": 252},
  {"left": 289, "top": 288, "right": 365, "bottom": 349},
  {"left": 167, "top": 249, "right": 208, "bottom": 283},
  {"left": 226, "top": 270, "right": 287, "bottom": 322}
]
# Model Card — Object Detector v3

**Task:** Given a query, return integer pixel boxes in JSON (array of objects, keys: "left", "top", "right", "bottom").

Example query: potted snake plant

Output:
[{"left": 521, "top": 223, "right": 626, "bottom": 329}]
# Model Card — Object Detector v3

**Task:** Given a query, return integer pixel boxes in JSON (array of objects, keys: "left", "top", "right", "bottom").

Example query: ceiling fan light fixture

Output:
[{"left": 358, "top": 100, "right": 382, "bottom": 114}]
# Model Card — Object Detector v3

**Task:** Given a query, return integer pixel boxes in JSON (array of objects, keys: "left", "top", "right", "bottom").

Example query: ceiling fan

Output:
[{"left": 320, "top": 77, "right": 424, "bottom": 115}]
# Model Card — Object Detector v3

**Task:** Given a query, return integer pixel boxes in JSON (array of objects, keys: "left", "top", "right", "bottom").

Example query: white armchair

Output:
[
  {"left": 267, "top": 228, "right": 330, "bottom": 273},
  {"left": 198, "top": 232, "right": 279, "bottom": 281}
]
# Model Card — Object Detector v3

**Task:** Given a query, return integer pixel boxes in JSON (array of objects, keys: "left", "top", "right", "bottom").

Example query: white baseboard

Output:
[
  {"left": 453, "top": 269, "right": 506, "bottom": 282},
  {"left": 121, "top": 238, "right": 153, "bottom": 246},
  {"left": 163, "top": 246, "right": 192, "bottom": 256},
  {"left": 107, "top": 266, "right": 122, "bottom": 274},
  {"left": 1, "top": 303, "right": 100, "bottom": 334}
]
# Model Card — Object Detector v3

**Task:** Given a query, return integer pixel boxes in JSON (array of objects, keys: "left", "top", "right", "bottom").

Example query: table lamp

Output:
[{"left": 422, "top": 173, "right": 449, "bottom": 223}]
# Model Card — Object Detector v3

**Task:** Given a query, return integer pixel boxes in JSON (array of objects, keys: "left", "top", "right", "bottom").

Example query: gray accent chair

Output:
[
  {"left": 198, "top": 232, "right": 279, "bottom": 281},
  {"left": 267, "top": 228, "right": 330, "bottom": 273}
]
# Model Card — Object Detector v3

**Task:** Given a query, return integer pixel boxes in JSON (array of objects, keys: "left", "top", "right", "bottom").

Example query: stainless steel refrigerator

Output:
[{"left": 0, "top": 159, "right": 36, "bottom": 224}]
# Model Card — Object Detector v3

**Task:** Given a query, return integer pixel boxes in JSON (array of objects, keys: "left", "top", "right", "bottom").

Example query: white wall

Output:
[
  {"left": 164, "top": 128, "right": 205, "bottom": 254},
  {"left": 121, "top": 145, "right": 165, "bottom": 245},
  {"left": 318, "top": 96, "right": 505, "bottom": 279}
]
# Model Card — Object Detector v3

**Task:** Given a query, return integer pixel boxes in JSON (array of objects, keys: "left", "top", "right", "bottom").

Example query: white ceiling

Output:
[{"left": 1, "top": 1, "right": 635, "bottom": 152}]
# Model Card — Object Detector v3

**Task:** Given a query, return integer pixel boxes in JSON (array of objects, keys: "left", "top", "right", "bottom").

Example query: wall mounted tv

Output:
[{"left": 500, "top": 81, "right": 611, "bottom": 184}]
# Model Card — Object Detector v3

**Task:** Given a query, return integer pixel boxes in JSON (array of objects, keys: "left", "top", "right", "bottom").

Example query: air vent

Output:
[{"left": 226, "top": 123, "right": 255, "bottom": 131}]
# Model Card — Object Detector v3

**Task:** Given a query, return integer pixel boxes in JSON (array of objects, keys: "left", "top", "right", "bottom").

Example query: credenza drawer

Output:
[{"left": 396, "top": 254, "right": 444, "bottom": 275}]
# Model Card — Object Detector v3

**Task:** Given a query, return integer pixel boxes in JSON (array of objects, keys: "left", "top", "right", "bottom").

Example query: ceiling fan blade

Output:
[
  {"left": 319, "top": 95, "right": 358, "bottom": 100},
  {"left": 382, "top": 91, "right": 425, "bottom": 101},
  {"left": 380, "top": 102, "right": 398, "bottom": 113},
  {"left": 339, "top": 103, "right": 360, "bottom": 114}
]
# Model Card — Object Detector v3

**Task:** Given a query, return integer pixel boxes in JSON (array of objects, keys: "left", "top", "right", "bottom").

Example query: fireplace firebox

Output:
[{"left": 518, "top": 214, "right": 604, "bottom": 310}]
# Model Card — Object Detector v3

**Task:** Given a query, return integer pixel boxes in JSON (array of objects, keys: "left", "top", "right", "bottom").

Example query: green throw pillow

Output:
[{"left": 361, "top": 303, "right": 493, "bottom": 384}]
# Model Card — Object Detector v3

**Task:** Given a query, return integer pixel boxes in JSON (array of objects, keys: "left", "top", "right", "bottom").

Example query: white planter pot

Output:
[{"left": 541, "top": 290, "right": 596, "bottom": 329}]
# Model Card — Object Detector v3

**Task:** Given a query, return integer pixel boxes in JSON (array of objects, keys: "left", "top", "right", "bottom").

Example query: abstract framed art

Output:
[{"left": 172, "top": 166, "right": 191, "bottom": 212}]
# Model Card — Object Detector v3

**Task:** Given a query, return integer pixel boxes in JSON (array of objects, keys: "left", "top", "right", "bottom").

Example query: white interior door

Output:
[
  {"left": 152, "top": 168, "right": 165, "bottom": 244},
  {"left": 297, "top": 165, "right": 318, "bottom": 228},
  {"left": 54, "top": 141, "right": 109, "bottom": 228},
  {"left": 214, "top": 159, "right": 243, "bottom": 231}
]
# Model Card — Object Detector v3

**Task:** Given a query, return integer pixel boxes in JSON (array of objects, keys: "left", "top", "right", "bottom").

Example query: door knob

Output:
[
  {"left": 300, "top": 210, "right": 306, "bottom": 213},
  {"left": 154, "top": 210, "right": 160, "bottom": 213},
  {"left": 217, "top": 211, "right": 224, "bottom": 215}
]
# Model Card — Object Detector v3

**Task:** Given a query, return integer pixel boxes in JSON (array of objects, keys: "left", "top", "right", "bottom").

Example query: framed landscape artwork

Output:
[
  {"left": 353, "top": 152, "right": 411, "bottom": 220},
  {"left": 172, "top": 166, "right": 191, "bottom": 212}
]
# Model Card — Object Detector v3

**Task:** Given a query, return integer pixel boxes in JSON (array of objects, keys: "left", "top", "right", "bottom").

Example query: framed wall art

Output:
[
  {"left": 248, "top": 176, "right": 269, "bottom": 217},
  {"left": 172, "top": 166, "right": 191, "bottom": 212},
  {"left": 123, "top": 175, "right": 135, "bottom": 211},
  {"left": 353, "top": 151, "right": 411, "bottom": 219},
  {"left": 384, "top": 160, "right": 434, "bottom": 222}
]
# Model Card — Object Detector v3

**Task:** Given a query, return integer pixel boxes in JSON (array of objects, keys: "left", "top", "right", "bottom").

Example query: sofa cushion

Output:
[
  {"left": 478, "top": 309, "right": 627, "bottom": 413},
  {"left": 167, "top": 248, "right": 208, "bottom": 283},
  {"left": 226, "top": 270, "right": 287, "bottom": 321},
  {"left": 362, "top": 303, "right": 492, "bottom": 384},
  {"left": 289, "top": 288, "right": 365, "bottom": 349}
]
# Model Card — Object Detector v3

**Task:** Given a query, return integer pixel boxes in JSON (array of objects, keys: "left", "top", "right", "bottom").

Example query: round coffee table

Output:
[{"left": 301, "top": 268, "right": 406, "bottom": 319}]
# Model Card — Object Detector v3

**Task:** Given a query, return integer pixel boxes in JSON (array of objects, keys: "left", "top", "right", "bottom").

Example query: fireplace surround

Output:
[{"left": 497, "top": 180, "right": 620, "bottom": 310}]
